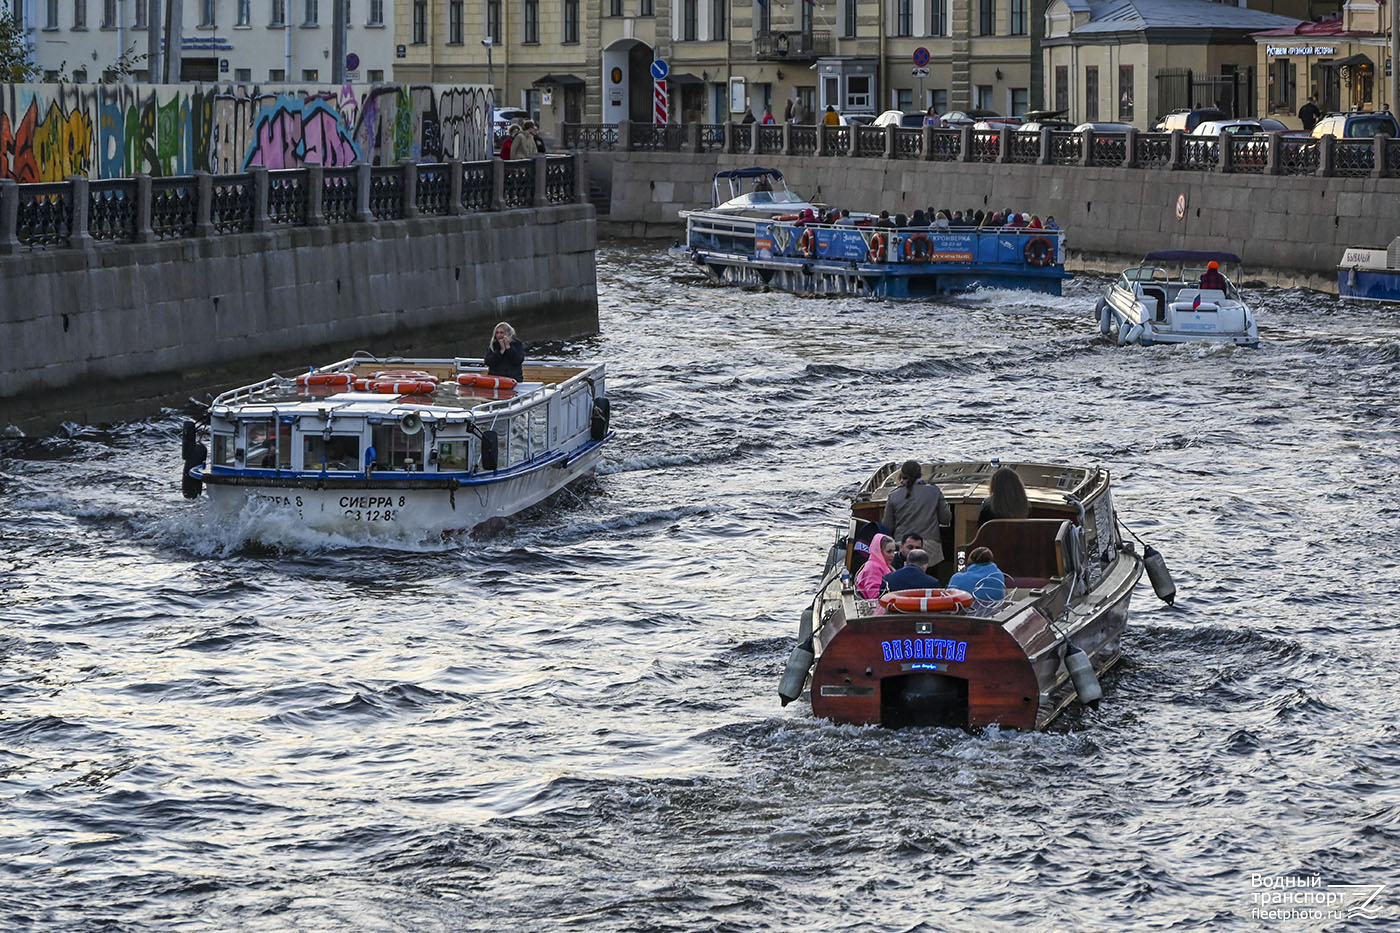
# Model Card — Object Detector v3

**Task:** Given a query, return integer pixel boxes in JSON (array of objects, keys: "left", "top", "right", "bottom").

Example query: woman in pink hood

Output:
[{"left": 856, "top": 533, "right": 897, "bottom": 598}]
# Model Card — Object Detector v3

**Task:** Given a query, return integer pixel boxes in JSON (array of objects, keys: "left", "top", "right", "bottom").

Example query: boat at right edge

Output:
[{"left": 778, "top": 460, "right": 1175, "bottom": 730}]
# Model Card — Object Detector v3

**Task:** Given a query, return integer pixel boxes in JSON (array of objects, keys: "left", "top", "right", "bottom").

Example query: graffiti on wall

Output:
[{"left": 0, "top": 83, "right": 493, "bottom": 182}]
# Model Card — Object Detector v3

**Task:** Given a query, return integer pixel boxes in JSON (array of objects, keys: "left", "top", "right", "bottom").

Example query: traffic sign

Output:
[
  {"left": 650, "top": 59, "right": 669, "bottom": 81},
  {"left": 654, "top": 79, "right": 668, "bottom": 124},
  {"left": 913, "top": 47, "right": 930, "bottom": 67},
  {"left": 346, "top": 52, "right": 360, "bottom": 72},
  {"left": 912, "top": 67, "right": 930, "bottom": 79}
]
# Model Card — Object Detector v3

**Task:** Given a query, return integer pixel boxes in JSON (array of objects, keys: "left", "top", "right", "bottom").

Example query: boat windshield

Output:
[{"left": 1130, "top": 260, "right": 1242, "bottom": 299}]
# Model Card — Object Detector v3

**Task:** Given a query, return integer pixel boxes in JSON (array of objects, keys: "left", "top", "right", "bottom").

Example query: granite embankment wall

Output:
[
  {"left": 599, "top": 151, "right": 1383, "bottom": 290},
  {"left": 0, "top": 205, "right": 597, "bottom": 431}
]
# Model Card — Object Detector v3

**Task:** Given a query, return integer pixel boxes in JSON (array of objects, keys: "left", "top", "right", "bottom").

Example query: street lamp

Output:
[{"left": 482, "top": 37, "right": 495, "bottom": 99}]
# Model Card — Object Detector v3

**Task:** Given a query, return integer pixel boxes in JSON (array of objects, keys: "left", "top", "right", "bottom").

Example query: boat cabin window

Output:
[
  {"left": 245, "top": 419, "right": 289, "bottom": 469},
  {"left": 371, "top": 423, "right": 424, "bottom": 471},
  {"left": 212, "top": 432, "right": 236, "bottom": 467},
  {"left": 303, "top": 434, "right": 361, "bottom": 472},
  {"left": 508, "top": 414, "right": 529, "bottom": 467},
  {"left": 530, "top": 408, "right": 548, "bottom": 455},
  {"left": 437, "top": 439, "right": 469, "bottom": 471}
]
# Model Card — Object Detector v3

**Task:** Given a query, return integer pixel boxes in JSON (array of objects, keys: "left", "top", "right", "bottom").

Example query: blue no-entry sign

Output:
[
  {"left": 913, "top": 47, "right": 930, "bottom": 68},
  {"left": 650, "top": 59, "right": 670, "bottom": 81}
]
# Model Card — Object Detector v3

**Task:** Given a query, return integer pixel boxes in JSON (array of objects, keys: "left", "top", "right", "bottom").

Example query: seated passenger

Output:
[
  {"left": 1199, "top": 259, "right": 1226, "bottom": 291},
  {"left": 856, "top": 532, "right": 897, "bottom": 599},
  {"left": 978, "top": 466, "right": 1031, "bottom": 527},
  {"left": 908, "top": 209, "right": 929, "bottom": 228},
  {"left": 881, "top": 548, "right": 941, "bottom": 594},
  {"left": 753, "top": 177, "right": 773, "bottom": 193},
  {"left": 948, "top": 547, "right": 1007, "bottom": 602}
]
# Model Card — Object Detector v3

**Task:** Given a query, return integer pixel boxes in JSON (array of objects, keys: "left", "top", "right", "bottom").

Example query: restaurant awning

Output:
[
  {"left": 1327, "top": 53, "right": 1374, "bottom": 69},
  {"left": 668, "top": 72, "right": 704, "bottom": 86},
  {"left": 533, "top": 73, "right": 585, "bottom": 87}
]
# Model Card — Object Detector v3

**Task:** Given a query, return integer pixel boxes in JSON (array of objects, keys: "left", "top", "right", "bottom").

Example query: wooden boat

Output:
[
  {"left": 779, "top": 460, "right": 1171, "bottom": 730},
  {"left": 181, "top": 354, "right": 610, "bottom": 538}
]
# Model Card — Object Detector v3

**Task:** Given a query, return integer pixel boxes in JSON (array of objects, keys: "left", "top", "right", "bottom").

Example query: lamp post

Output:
[{"left": 482, "top": 37, "right": 495, "bottom": 100}]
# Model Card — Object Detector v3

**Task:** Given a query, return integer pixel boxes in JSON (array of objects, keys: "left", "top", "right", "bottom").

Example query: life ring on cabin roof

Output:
[
  {"left": 295, "top": 371, "right": 353, "bottom": 387},
  {"left": 903, "top": 232, "right": 933, "bottom": 264},
  {"left": 458, "top": 373, "right": 518, "bottom": 390},
  {"left": 1024, "top": 235, "right": 1055, "bottom": 268},
  {"left": 868, "top": 233, "right": 888, "bottom": 263},
  {"left": 878, "top": 588, "right": 975, "bottom": 613},
  {"left": 353, "top": 377, "right": 438, "bottom": 395},
  {"left": 798, "top": 227, "right": 818, "bottom": 259}
]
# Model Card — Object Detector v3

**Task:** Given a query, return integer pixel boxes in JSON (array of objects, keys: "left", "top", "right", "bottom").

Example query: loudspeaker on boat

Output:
[{"left": 400, "top": 412, "right": 423, "bottom": 435}]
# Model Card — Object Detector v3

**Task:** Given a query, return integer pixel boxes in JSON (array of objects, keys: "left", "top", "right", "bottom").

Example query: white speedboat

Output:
[
  {"left": 181, "top": 354, "right": 611, "bottom": 539},
  {"left": 1097, "top": 250, "right": 1259, "bottom": 347}
]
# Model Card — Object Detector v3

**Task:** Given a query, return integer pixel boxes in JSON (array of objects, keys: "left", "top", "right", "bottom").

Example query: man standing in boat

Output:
[{"left": 882, "top": 461, "right": 951, "bottom": 568}]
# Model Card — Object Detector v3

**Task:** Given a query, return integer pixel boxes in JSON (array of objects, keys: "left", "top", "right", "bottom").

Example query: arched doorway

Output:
[{"left": 601, "top": 39, "right": 655, "bottom": 124}]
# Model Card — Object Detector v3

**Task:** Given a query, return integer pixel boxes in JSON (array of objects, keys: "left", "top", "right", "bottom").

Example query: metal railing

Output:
[
  {"left": 0, "top": 154, "right": 587, "bottom": 252},
  {"left": 557, "top": 121, "right": 1400, "bottom": 180}
]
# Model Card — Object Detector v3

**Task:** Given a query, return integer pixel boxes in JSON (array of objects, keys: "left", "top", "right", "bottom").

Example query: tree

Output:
[{"left": 1, "top": 8, "right": 40, "bottom": 82}]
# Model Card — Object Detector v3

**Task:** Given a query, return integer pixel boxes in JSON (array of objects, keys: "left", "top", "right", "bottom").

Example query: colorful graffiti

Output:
[{"left": 0, "top": 83, "right": 493, "bottom": 181}]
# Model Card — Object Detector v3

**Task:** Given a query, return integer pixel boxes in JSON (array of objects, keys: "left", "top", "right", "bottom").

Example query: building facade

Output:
[
  {"left": 1253, "top": 5, "right": 1393, "bottom": 120},
  {"left": 391, "top": 0, "right": 1053, "bottom": 136},
  {"left": 6, "top": 0, "right": 396, "bottom": 84}
]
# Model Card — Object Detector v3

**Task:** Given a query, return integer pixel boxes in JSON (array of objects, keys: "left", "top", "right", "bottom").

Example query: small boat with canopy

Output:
[{"left": 1097, "top": 250, "right": 1259, "bottom": 347}]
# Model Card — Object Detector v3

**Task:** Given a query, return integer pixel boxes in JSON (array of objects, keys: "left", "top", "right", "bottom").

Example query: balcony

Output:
[{"left": 750, "top": 29, "right": 830, "bottom": 62}]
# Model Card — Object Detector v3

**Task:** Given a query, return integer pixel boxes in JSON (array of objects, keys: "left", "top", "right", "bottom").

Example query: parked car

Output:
[
  {"left": 1191, "top": 120, "right": 1267, "bottom": 137},
  {"left": 492, "top": 107, "right": 530, "bottom": 142},
  {"left": 1013, "top": 119, "right": 1076, "bottom": 134},
  {"left": 1153, "top": 107, "right": 1227, "bottom": 133},
  {"left": 940, "top": 109, "right": 1004, "bottom": 128},
  {"left": 972, "top": 116, "right": 1025, "bottom": 130},
  {"left": 1311, "top": 110, "right": 1399, "bottom": 139},
  {"left": 1257, "top": 117, "right": 1291, "bottom": 132},
  {"left": 873, "top": 109, "right": 928, "bottom": 128},
  {"left": 840, "top": 112, "right": 877, "bottom": 127},
  {"left": 1073, "top": 122, "right": 1134, "bottom": 135}
]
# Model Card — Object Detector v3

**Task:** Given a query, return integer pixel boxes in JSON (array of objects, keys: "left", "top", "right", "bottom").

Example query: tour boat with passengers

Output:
[
  {"left": 1097, "top": 250, "right": 1259, "bottom": 347},
  {"left": 180, "top": 353, "right": 611, "bottom": 538},
  {"left": 778, "top": 460, "right": 1175, "bottom": 730},
  {"left": 672, "top": 167, "right": 1069, "bottom": 298}
]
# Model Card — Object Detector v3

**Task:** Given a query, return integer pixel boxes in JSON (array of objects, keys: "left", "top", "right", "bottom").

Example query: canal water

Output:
[{"left": 3, "top": 243, "right": 1399, "bottom": 930}]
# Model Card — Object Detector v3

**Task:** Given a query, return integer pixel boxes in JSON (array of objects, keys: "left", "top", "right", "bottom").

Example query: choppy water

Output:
[{"left": 3, "top": 244, "right": 1400, "bottom": 930}]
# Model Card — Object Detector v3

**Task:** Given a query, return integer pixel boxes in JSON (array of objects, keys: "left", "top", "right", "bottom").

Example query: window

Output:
[
  {"left": 245, "top": 421, "right": 290, "bottom": 469},
  {"left": 303, "top": 434, "right": 360, "bottom": 472},
  {"left": 303, "top": 0, "right": 316, "bottom": 24},
  {"left": 371, "top": 425, "right": 426, "bottom": 471},
  {"left": 1055, "top": 64, "right": 1068, "bottom": 113},
  {"left": 931, "top": 88, "right": 947, "bottom": 114},
  {"left": 237, "top": 0, "right": 250, "bottom": 24},
  {"left": 72, "top": 66, "right": 87, "bottom": 82},
  {"left": 411, "top": 0, "right": 424, "bottom": 42},
  {"left": 343, "top": 0, "right": 351, "bottom": 27},
  {"left": 213, "top": 434, "right": 236, "bottom": 466},
  {"left": 639, "top": 0, "right": 652, "bottom": 14},
  {"left": 235, "top": 67, "right": 251, "bottom": 80},
  {"left": 682, "top": 0, "right": 695, "bottom": 40},
  {"left": 1270, "top": 58, "right": 1296, "bottom": 112},
  {"left": 800, "top": 0, "right": 812, "bottom": 32},
  {"left": 608, "top": 0, "right": 620, "bottom": 14},
  {"left": 448, "top": 0, "right": 461, "bottom": 43},
  {"left": 367, "top": 69, "right": 383, "bottom": 81},
  {"left": 929, "top": 0, "right": 946, "bottom": 36},
  {"left": 200, "top": 0, "right": 214, "bottom": 26},
  {"left": 523, "top": 0, "right": 537, "bottom": 42},
  {"left": 563, "top": 0, "right": 576, "bottom": 42},
  {"left": 843, "top": 0, "right": 855, "bottom": 37},
  {"left": 897, "top": 0, "right": 911, "bottom": 37},
  {"left": 44, "top": 69, "right": 60, "bottom": 81},
  {"left": 73, "top": 0, "right": 85, "bottom": 28},
  {"left": 978, "top": 0, "right": 992, "bottom": 36},
  {"left": 368, "top": 0, "right": 382, "bottom": 24},
  {"left": 847, "top": 75, "right": 870, "bottom": 110},
  {"left": 975, "top": 84, "right": 992, "bottom": 110},
  {"left": 302, "top": 68, "right": 318, "bottom": 80},
  {"left": 133, "top": 0, "right": 146, "bottom": 26},
  {"left": 1117, "top": 65, "right": 1133, "bottom": 121},
  {"left": 712, "top": 0, "right": 725, "bottom": 40},
  {"left": 896, "top": 88, "right": 912, "bottom": 111},
  {"left": 1085, "top": 65, "right": 1098, "bottom": 121},
  {"left": 101, "top": 0, "right": 114, "bottom": 27},
  {"left": 1009, "top": 0, "right": 1026, "bottom": 35},
  {"left": 45, "top": 0, "right": 56, "bottom": 28},
  {"left": 270, "top": 0, "right": 284, "bottom": 25},
  {"left": 269, "top": 68, "right": 286, "bottom": 80},
  {"left": 486, "top": 0, "right": 500, "bottom": 42},
  {"left": 757, "top": 0, "right": 769, "bottom": 33},
  {"left": 437, "top": 440, "right": 469, "bottom": 471},
  {"left": 1011, "top": 87, "right": 1027, "bottom": 115}
]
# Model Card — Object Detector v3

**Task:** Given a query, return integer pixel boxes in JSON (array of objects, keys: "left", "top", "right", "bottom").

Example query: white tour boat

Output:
[
  {"left": 1097, "top": 250, "right": 1259, "bottom": 348},
  {"left": 181, "top": 354, "right": 611, "bottom": 538}
]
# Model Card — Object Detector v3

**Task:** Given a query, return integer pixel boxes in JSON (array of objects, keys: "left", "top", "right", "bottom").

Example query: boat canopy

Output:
[
  {"left": 1143, "top": 250, "right": 1243, "bottom": 264},
  {"left": 714, "top": 167, "right": 784, "bottom": 180}
]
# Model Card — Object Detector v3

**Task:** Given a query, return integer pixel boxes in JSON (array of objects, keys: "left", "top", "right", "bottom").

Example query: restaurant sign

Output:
[{"left": 1266, "top": 46, "right": 1338, "bottom": 57}]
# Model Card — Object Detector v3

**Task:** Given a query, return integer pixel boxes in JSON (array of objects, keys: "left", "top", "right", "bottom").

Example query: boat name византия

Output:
[
  {"left": 181, "top": 354, "right": 611, "bottom": 539},
  {"left": 778, "top": 459, "right": 1177, "bottom": 730},
  {"left": 671, "top": 167, "right": 1070, "bottom": 298}
]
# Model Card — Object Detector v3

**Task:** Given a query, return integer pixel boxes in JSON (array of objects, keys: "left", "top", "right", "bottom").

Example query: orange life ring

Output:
[
  {"left": 798, "top": 228, "right": 818, "bottom": 259},
  {"left": 372, "top": 370, "right": 438, "bottom": 382},
  {"left": 1024, "top": 235, "right": 1054, "bottom": 268},
  {"left": 353, "top": 378, "right": 437, "bottom": 395},
  {"left": 902, "top": 233, "right": 933, "bottom": 264},
  {"left": 295, "top": 372, "right": 353, "bottom": 386},
  {"left": 878, "top": 588, "right": 975, "bottom": 613},
  {"left": 457, "top": 373, "right": 518, "bottom": 390},
  {"left": 868, "top": 233, "right": 887, "bottom": 263}
]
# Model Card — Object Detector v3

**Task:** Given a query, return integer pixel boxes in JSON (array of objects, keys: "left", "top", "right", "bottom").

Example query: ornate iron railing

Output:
[
  {"left": 150, "top": 177, "right": 197, "bottom": 240},
  {"left": 267, "top": 169, "right": 308, "bottom": 226},
  {"left": 88, "top": 179, "right": 138, "bottom": 242}
]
